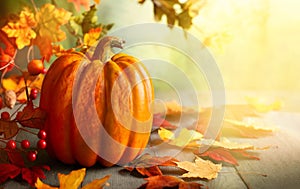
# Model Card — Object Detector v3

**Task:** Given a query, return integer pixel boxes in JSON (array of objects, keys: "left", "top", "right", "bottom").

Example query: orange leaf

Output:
[
  {"left": 68, "top": 0, "right": 90, "bottom": 11},
  {"left": 137, "top": 175, "right": 204, "bottom": 189},
  {"left": 2, "top": 8, "right": 37, "bottom": 49},
  {"left": 0, "top": 120, "right": 19, "bottom": 139},
  {"left": 33, "top": 35, "right": 52, "bottom": 62},
  {"left": 197, "top": 147, "right": 239, "bottom": 165},
  {"left": 81, "top": 175, "right": 110, "bottom": 189},
  {"left": 83, "top": 27, "right": 102, "bottom": 47},
  {"left": 0, "top": 30, "right": 16, "bottom": 56},
  {"left": 124, "top": 153, "right": 178, "bottom": 177}
]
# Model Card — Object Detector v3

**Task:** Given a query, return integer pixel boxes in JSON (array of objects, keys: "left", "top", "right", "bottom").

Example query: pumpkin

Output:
[{"left": 40, "top": 36, "right": 154, "bottom": 167}]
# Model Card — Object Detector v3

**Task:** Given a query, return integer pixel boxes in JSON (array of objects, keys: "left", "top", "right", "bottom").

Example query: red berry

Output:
[
  {"left": 27, "top": 59, "right": 44, "bottom": 76},
  {"left": 38, "top": 130, "right": 47, "bottom": 139},
  {"left": 27, "top": 151, "right": 37, "bottom": 162},
  {"left": 6, "top": 140, "right": 16, "bottom": 150},
  {"left": 30, "top": 88, "right": 38, "bottom": 100},
  {"left": 37, "top": 140, "right": 47, "bottom": 149},
  {"left": 21, "top": 140, "right": 30, "bottom": 149},
  {"left": 1, "top": 111, "right": 10, "bottom": 120},
  {"left": 0, "top": 54, "right": 14, "bottom": 71},
  {"left": 41, "top": 68, "right": 47, "bottom": 74}
]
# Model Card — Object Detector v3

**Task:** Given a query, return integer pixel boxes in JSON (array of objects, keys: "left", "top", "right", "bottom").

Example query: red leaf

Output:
[
  {"left": 33, "top": 36, "right": 53, "bottom": 62},
  {"left": 198, "top": 148, "right": 239, "bottom": 166},
  {"left": 21, "top": 165, "right": 50, "bottom": 186},
  {"left": 231, "top": 149, "right": 260, "bottom": 160},
  {"left": 0, "top": 164, "right": 21, "bottom": 183},
  {"left": 7, "top": 150, "right": 25, "bottom": 167},
  {"left": 153, "top": 114, "right": 177, "bottom": 130},
  {"left": 136, "top": 166, "right": 162, "bottom": 177},
  {"left": 0, "top": 30, "right": 16, "bottom": 57},
  {"left": 16, "top": 101, "right": 46, "bottom": 129}
]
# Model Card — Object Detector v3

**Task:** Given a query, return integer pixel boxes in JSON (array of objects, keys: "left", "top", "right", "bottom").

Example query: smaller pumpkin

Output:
[{"left": 40, "top": 36, "right": 154, "bottom": 167}]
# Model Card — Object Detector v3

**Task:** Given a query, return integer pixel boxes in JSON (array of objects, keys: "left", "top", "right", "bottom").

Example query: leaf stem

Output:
[
  {"left": 19, "top": 127, "right": 37, "bottom": 136},
  {"left": 30, "top": 0, "right": 38, "bottom": 13},
  {"left": 234, "top": 166, "right": 252, "bottom": 189}
]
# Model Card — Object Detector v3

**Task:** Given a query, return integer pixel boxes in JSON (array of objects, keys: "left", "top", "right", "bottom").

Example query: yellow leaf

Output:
[
  {"left": 164, "top": 100, "right": 197, "bottom": 116},
  {"left": 2, "top": 8, "right": 37, "bottom": 49},
  {"left": 213, "top": 137, "right": 269, "bottom": 150},
  {"left": 176, "top": 156, "right": 222, "bottom": 180},
  {"left": 35, "top": 4, "right": 71, "bottom": 43},
  {"left": 35, "top": 178, "right": 58, "bottom": 189},
  {"left": 94, "top": 0, "right": 101, "bottom": 4},
  {"left": 245, "top": 96, "right": 283, "bottom": 113},
  {"left": 158, "top": 128, "right": 203, "bottom": 147},
  {"left": 83, "top": 27, "right": 102, "bottom": 47},
  {"left": 58, "top": 168, "right": 86, "bottom": 189},
  {"left": 82, "top": 175, "right": 110, "bottom": 189}
]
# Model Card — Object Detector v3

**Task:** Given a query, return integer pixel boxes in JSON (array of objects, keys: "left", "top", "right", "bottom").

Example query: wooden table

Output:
[{"left": 1, "top": 104, "right": 300, "bottom": 189}]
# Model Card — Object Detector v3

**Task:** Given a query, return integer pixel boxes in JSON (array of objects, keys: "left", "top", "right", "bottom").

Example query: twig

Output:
[{"left": 234, "top": 166, "right": 252, "bottom": 189}]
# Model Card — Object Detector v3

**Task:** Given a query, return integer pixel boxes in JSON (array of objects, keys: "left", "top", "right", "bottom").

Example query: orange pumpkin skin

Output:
[{"left": 40, "top": 50, "right": 154, "bottom": 167}]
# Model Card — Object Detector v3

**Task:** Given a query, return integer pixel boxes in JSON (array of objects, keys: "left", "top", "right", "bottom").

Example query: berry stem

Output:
[{"left": 19, "top": 127, "right": 37, "bottom": 136}]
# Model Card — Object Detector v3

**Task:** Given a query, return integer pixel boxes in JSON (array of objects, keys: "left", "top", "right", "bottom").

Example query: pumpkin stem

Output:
[{"left": 91, "top": 36, "right": 125, "bottom": 63}]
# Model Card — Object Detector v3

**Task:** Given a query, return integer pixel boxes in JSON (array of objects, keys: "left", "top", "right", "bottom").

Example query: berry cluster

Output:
[{"left": 0, "top": 111, "right": 47, "bottom": 162}]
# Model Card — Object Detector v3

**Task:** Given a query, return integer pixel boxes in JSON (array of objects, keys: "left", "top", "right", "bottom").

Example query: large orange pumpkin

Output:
[{"left": 40, "top": 36, "right": 154, "bottom": 167}]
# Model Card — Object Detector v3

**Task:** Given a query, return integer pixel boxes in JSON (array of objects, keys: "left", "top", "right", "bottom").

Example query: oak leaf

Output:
[
  {"left": 35, "top": 4, "right": 71, "bottom": 43},
  {"left": 124, "top": 153, "right": 178, "bottom": 177},
  {"left": 2, "top": 8, "right": 37, "bottom": 49},
  {"left": 35, "top": 168, "right": 110, "bottom": 189},
  {"left": 176, "top": 156, "right": 222, "bottom": 180},
  {"left": 137, "top": 175, "right": 204, "bottom": 189}
]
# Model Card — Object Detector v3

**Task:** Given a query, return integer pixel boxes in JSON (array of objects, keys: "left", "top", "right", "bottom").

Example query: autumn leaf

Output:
[
  {"left": 83, "top": 27, "right": 102, "bottom": 47},
  {"left": 137, "top": 175, "right": 204, "bottom": 189},
  {"left": 176, "top": 156, "right": 222, "bottom": 180},
  {"left": 197, "top": 147, "right": 239, "bottom": 165},
  {"left": 0, "top": 120, "right": 19, "bottom": 139},
  {"left": 0, "top": 164, "right": 21, "bottom": 184},
  {"left": 222, "top": 119, "right": 275, "bottom": 138},
  {"left": 158, "top": 128, "right": 203, "bottom": 148},
  {"left": 0, "top": 30, "right": 17, "bottom": 56},
  {"left": 124, "top": 153, "right": 178, "bottom": 177},
  {"left": 33, "top": 35, "right": 52, "bottom": 62},
  {"left": 2, "top": 8, "right": 37, "bottom": 49},
  {"left": 35, "top": 168, "right": 110, "bottom": 189},
  {"left": 52, "top": 45, "right": 75, "bottom": 57},
  {"left": 68, "top": 0, "right": 90, "bottom": 11},
  {"left": 152, "top": 114, "right": 177, "bottom": 130},
  {"left": 35, "top": 4, "right": 71, "bottom": 43},
  {"left": 16, "top": 101, "right": 46, "bottom": 129},
  {"left": 163, "top": 100, "right": 197, "bottom": 116}
]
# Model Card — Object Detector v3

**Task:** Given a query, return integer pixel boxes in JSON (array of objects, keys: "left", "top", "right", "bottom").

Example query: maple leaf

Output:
[
  {"left": 2, "top": 8, "right": 37, "bottom": 49},
  {"left": 137, "top": 175, "right": 204, "bottom": 189},
  {"left": 124, "top": 153, "right": 178, "bottom": 177},
  {"left": 222, "top": 119, "right": 275, "bottom": 138},
  {"left": 176, "top": 156, "right": 222, "bottom": 180},
  {"left": 152, "top": 114, "right": 177, "bottom": 130},
  {"left": 83, "top": 27, "right": 102, "bottom": 47},
  {"left": 35, "top": 4, "right": 71, "bottom": 43},
  {"left": 16, "top": 101, "right": 46, "bottom": 129},
  {"left": 33, "top": 35, "right": 53, "bottom": 62},
  {"left": 0, "top": 119, "right": 19, "bottom": 139},
  {"left": 35, "top": 168, "right": 110, "bottom": 189}
]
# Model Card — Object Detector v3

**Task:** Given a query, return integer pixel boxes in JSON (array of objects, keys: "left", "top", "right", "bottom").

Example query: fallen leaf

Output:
[
  {"left": 152, "top": 113, "right": 177, "bottom": 130},
  {"left": 124, "top": 153, "right": 178, "bottom": 177},
  {"left": 35, "top": 168, "right": 110, "bottom": 189},
  {"left": 164, "top": 100, "right": 197, "bottom": 116},
  {"left": 158, "top": 128, "right": 203, "bottom": 148},
  {"left": 197, "top": 147, "right": 239, "bottom": 165},
  {"left": 16, "top": 101, "right": 46, "bottom": 129},
  {"left": 2, "top": 8, "right": 37, "bottom": 49},
  {"left": 222, "top": 119, "right": 275, "bottom": 138},
  {"left": 176, "top": 156, "right": 222, "bottom": 180},
  {"left": 35, "top": 4, "right": 71, "bottom": 43},
  {"left": 245, "top": 96, "right": 282, "bottom": 113},
  {"left": 137, "top": 175, "right": 204, "bottom": 189}
]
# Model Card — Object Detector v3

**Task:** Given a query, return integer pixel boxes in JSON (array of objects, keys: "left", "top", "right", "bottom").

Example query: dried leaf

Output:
[
  {"left": 152, "top": 114, "right": 177, "bottom": 130},
  {"left": 35, "top": 168, "right": 110, "bottom": 189},
  {"left": 35, "top": 4, "right": 71, "bottom": 43},
  {"left": 83, "top": 27, "right": 102, "bottom": 47},
  {"left": 81, "top": 175, "right": 110, "bottom": 189},
  {"left": 137, "top": 175, "right": 204, "bottom": 189},
  {"left": 158, "top": 128, "right": 203, "bottom": 147},
  {"left": 68, "top": 0, "right": 90, "bottom": 11},
  {"left": 124, "top": 153, "right": 178, "bottom": 177},
  {"left": 2, "top": 8, "right": 37, "bottom": 49},
  {"left": 197, "top": 147, "right": 238, "bottom": 165},
  {"left": 222, "top": 119, "right": 275, "bottom": 138},
  {"left": 0, "top": 120, "right": 19, "bottom": 139},
  {"left": 16, "top": 101, "right": 46, "bottom": 129},
  {"left": 176, "top": 156, "right": 222, "bottom": 179}
]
